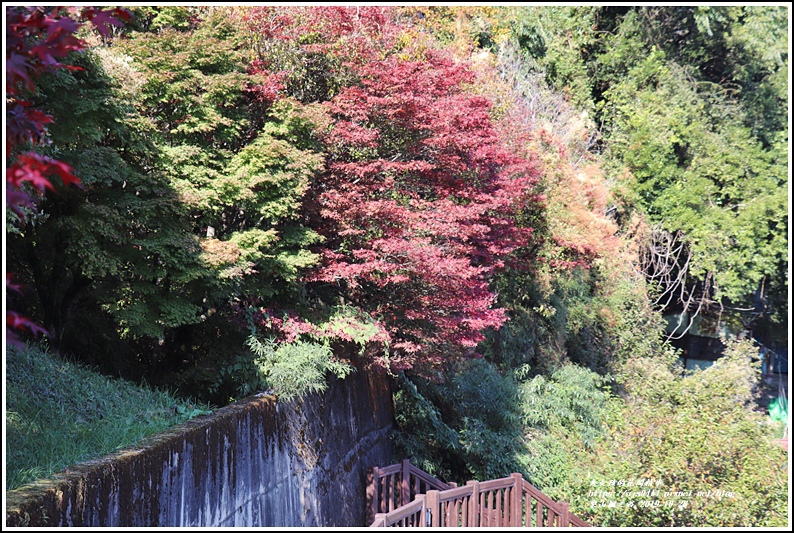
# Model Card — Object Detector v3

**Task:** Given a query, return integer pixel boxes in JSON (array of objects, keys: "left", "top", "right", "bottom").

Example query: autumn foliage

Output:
[
  {"left": 311, "top": 55, "right": 540, "bottom": 368},
  {"left": 234, "top": 7, "right": 543, "bottom": 370},
  {"left": 6, "top": 6, "right": 550, "bottom": 373},
  {"left": 6, "top": 6, "right": 596, "bottom": 377}
]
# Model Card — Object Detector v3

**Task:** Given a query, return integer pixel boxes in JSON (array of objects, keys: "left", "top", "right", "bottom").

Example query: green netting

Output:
[{"left": 768, "top": 396, "right": 788, "bottom": 424}]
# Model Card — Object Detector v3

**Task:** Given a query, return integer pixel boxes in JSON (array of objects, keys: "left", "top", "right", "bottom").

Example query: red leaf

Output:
[
  {"left": 6, "top": 311, "right": 49, "bottom": 336},
  {"left": 8, "top": 153, "right": 80, "bottom": 189},
  {"left": 80, "top": 7, "right": 131, "bottom": 38},
  {"left": 5, "top": 189, "right": 36, "bottom": 216},
  {"left": 6, "top": 273, "right": 26, "bottom": 295},
  {"left": 5, "top": 53, "right": 34, "bottom": 92}
]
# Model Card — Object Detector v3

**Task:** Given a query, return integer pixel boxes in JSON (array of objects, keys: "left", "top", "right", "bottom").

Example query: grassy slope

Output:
[{"left": 5, "top": 344, "right": 212, "bottom": 490}]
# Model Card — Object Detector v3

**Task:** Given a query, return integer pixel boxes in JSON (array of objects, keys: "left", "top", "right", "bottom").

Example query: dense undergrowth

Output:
[{"left": 393, "top": 336, "right": 788, "bottom": 527}]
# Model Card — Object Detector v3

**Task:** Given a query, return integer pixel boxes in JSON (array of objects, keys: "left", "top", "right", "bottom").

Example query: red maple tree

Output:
[
  {"left": 240, "top": 7, "right": 544, "bottom": 370},
  {"left": 306, "top": 50, "right": 541, "bottom": 370}
]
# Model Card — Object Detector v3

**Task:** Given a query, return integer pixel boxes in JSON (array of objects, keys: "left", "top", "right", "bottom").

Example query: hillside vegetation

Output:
[
  {"left": 5, "top": 6, "right": 788, "bottom": 526},
  {"left": 6, "top": 344, "right": 210, "bottom": 490}
]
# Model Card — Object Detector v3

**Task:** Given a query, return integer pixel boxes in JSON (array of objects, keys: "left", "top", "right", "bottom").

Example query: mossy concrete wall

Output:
[{"left": 5, "top": 368, "right": 393, "bottom": 527}]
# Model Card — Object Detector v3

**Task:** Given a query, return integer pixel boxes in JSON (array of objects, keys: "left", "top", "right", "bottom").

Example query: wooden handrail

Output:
[
  {"left": 569, "top": 512, "right": 591, "bottom": 527},
  {"left": 478, "top": 476, "right": 515, "bottom": 491},
  {"left": 377, "top": 464, "right": 403, "bottom": 476},
  {"left": 409, "top": 466, "right": 454, "bottom": 491},
  {"left": 372, "top": 495, "right": 427, "bottom": 527},
  {"left": 369, "top": 462, "right": 590, "bottom": 527}
]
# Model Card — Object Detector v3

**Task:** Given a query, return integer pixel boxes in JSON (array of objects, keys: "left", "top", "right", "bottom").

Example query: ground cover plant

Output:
[{"left": 5, "top": 344, "right": 211, "bottom": 491}]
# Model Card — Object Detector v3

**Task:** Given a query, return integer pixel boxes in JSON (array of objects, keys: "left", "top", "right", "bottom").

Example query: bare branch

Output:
[{"left": 637, "top": 225, "right": 717, "bottom": 341}]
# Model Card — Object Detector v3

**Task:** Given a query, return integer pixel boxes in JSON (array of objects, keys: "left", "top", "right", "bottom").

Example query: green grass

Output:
[{"left": 5, "top": 343, "right": 212, "bottom": 490}]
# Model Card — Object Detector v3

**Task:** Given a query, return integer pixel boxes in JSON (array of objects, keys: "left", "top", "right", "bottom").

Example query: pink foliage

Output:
[
  {"left": 307, "top": 49, "right": 541, "bottom": 369},
  {"left": 246, "top": 61, "right": 287, "bottom": 106},
  {"left": 244, "top": 6, "right": 392, "bottom": 65}
]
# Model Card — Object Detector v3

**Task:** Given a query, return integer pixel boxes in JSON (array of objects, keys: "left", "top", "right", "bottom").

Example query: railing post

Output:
[
  {"left": 372, "top": 512, "right": 387, "bottom": 527},
  {"left": 384, "top": 472, "right": 392, "bottom": 512},
  {"left": 426, "top": 490, "right": 440, "bottom": 527},
  {"left": 367, "top": 466, "right": 379, "bottom": 525},
  {"left": 401, "top": 458, "right": 411, "bottom": 507},
  {"left": 416, "top": 494, "right": 427, "bottom": 527},
  {"left": 510, "top": 473, "right": 523, "bottom": 527},
  {"left": 466, "top": 480, "right": 479, "bottom": 527},
  {"left": 560, "top": 501, "right": 570, "bottom": 526}
]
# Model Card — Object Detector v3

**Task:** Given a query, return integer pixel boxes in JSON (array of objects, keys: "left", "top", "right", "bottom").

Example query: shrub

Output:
[{"left": 561, "top": 337, "right": 788, "bottom": 527}]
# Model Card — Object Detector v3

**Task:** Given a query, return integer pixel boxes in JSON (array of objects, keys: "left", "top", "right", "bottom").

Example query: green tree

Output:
[
  {"left": 7, "top": 9, "right": 332, "bottom": 392},
  {"left": 6, "top": 49, "right": 205, "bottom": 354},
  {"left": 603, "top": 54, "right": 788, "bottom": 312},
  {"left": 505, "top": 6, "right": 788, "bottom": 338},
  {"left": 116, "top": 10, "right": 326, "bottom": 310}
]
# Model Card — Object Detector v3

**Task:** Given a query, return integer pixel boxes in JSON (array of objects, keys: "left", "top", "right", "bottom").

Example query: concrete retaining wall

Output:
[{"left": 5, "top": 368, "right": 394, "bottom": 527}]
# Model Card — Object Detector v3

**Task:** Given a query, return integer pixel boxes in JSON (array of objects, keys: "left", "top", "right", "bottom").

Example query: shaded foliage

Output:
[
  {"left": 393, "top": 360, "right": 611, "bottom": 486},
  {"left": 6, "top": 6, "right": 131, "bottom": 346},
  {"left": 7, "top": 48, "right": 206, "bottom": 356}
]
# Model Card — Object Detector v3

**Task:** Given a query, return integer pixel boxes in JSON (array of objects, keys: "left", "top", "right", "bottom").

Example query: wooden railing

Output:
[
  {"left": 367, "top": 459, "right": 456, "bottom": 521},
  {"left": 370, "top": 495, "right": 427, "bottom": 527},
  {"left": 369, "top": 462, "right": 589, "bottom": 527}
]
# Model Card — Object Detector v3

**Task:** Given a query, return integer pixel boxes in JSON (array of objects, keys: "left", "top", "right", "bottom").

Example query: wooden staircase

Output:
[{"left": 367, "top": 460, "right": 590, "bottom": 527}]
